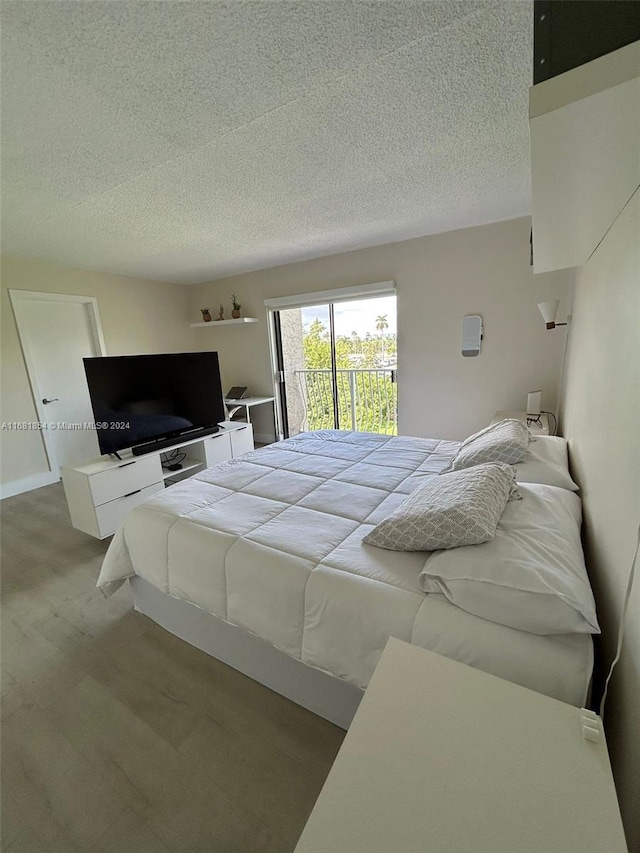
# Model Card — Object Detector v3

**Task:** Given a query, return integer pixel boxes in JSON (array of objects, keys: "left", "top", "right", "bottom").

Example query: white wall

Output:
[
  {"left": 559, "top": 190, "right": 640, "bottom": 851},
  {"left": 0, "top": 255, "right": 195, "bottom": 493},
  {"left": 190, "top": 216, "right": 570, "bottom": 442}
]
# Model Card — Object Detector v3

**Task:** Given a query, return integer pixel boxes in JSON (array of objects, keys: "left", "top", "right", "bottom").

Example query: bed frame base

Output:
[{"left": 130, "top": 577, "right": 363, "bottom": 730}]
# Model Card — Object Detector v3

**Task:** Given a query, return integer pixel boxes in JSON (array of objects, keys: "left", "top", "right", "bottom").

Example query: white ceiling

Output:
[{"left": 1, "top": 1, "right": 533, "bottom": 284}]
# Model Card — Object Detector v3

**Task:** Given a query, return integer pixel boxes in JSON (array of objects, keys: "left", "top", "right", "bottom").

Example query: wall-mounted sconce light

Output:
[
  {"left": 462, "top": 314, "right": 483, "bottom": 357},
  {"left": 537, "top": 300, "right": 567, "bottom": 330}
]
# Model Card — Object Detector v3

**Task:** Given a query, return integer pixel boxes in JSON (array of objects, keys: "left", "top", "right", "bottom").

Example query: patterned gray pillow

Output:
[
  {"left": 363, "top": 462, "right": 520, "bottom": 552},
  {"left": 450, "top": 419, "right": 530, "bottom": 471}
]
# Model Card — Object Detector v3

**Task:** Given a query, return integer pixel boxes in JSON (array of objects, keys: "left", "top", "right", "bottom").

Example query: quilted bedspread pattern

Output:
[{"left": 98, "top": 431, "right": 592, "bottom": 704}]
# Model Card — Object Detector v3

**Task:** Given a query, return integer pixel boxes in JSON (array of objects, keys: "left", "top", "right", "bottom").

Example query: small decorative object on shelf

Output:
[
  {"left": 218, "top": 304, "right": 224, "bottom": 321},
  {"left": 231, "top": 293, "right": 241, "bottom": 319},
  {"left": 201, "top": 308, "right": 212, "bottom": 322}
]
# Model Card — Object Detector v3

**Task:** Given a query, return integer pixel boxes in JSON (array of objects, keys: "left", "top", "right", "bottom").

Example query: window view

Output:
[{"left": 277, "top": 295, "right": 397, "bottom": 437}]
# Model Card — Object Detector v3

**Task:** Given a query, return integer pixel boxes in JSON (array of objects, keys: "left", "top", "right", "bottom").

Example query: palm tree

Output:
[{"left": 375, "top": 314, "right": 389, "bottom": 362}]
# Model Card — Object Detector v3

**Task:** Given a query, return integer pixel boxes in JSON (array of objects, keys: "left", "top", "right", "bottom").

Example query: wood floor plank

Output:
[
  {"left": 135, "top": 625, "right": 345, "bottom": 777},
  {"left": 89, "top": 806, "right": 171, "bottom": 853},
  {"left": 179, "top": 713, "right": 326, "bottom": 846},
  {"left": 1, "top": 666, "right": 33, "bottom": 720},
  {"left": 47, "top": 678, "right": 279, "bottom": 852},
  {"left": 3, "top": 834, "right": 84, "bottom": 853},
  {"left": 2, "top": 701, "right": 126, "bottom": 848},
  {"left": 35, "top": 611, "right": 204, "bottom": 749},
  {"left": 3, "top": 828, "right": 48, "bottom": 853},
  {"left": 2, "top": 698, "right": 79, "bottom": 775},
  {"left": 0, "top": 481, "right": 341, "bottom": 852},
  {"left": 102, "top": 621, "right": 343, "bottom": 770},
  {"left": 144, "top": 769, "right": 277, "bottom": 853},
  {"left": 1, "top": 789, "right": 30, "bottom": 850},
  {"left": 2, "top": 553, "right": 105, "bottom": 624},
  {"left": 46, "top": 674, "right": 191, "bottom": 816},
  {"left": 53, "top": 585, "right": 144, "bottom": 643},
  {"left": 93, "top": 650, "right": 200, "bottom": 750},
  {"left": 1, "top": 615, "right": 86, "bottom": 709}
]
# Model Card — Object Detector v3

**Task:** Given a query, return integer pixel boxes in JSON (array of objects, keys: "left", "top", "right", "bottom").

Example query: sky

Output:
[{"left": 301, "top": 295, "right": 397, "bottom": 338}]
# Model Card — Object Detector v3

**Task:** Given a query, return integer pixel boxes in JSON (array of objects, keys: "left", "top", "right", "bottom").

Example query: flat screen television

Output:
[{"left": 83, "top": 352, "right": 225, "bottom": 456}]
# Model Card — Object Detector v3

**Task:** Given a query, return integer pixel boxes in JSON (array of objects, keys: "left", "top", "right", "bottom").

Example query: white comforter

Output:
[{"left": 98, "top": 430, "right": 592, "bottom": 705}]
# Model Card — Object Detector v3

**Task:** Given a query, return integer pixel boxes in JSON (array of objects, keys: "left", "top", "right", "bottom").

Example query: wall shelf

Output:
[{"left": 191, "top": 317, "right": 258, "bottom": 328}]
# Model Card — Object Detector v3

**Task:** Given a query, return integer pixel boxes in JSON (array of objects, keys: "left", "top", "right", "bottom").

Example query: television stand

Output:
[{"left": 61, "top": 422, "right": 254, "bottom": 539}]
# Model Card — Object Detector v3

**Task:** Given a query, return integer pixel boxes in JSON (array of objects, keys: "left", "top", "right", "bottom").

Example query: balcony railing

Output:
[{"left": 294, "top": 368, "right": 397, "bottom": 435}]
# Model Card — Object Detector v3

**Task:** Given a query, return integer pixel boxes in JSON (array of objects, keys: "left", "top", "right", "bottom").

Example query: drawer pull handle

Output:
[
  {"left": 119, "top": 461, "right": 136, "bottom": 469},
  {"left": 124, "top": 489, "right": 142, "bottom": 498}
]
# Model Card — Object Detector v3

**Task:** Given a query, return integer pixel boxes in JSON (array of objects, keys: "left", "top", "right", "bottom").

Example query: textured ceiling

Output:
[{"left": 1, "top": 1, "right": 533, "bottom": 284}]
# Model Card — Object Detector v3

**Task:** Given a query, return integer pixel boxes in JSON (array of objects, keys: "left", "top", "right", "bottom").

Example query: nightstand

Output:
[
  {"left": 492, "top": 409, "right": 550, "bottom": 435},
  {"left": 295, "top": 640, "right": 626, "bottom": 853}
]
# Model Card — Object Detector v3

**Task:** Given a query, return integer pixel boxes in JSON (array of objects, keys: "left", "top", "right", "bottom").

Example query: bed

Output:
[{"left": 98, "top": 429, "right": 595, "bottom": 728}]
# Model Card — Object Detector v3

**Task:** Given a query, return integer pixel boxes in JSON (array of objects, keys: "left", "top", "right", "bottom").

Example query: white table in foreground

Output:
[
  {"left": 492, "top": 409, "right": 550, "bottom": 435},
  {"left": 295, "top": 639, "right": 627, "bottom": 853}
]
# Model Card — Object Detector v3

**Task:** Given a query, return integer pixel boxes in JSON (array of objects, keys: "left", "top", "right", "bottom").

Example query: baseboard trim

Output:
[{"left": 0, "top": 471, "right": 59, "bottom": 500}]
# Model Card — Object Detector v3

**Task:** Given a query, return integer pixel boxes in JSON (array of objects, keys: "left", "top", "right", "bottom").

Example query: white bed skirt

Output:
[{"left": 130, "top": 576, "right": 364, "bottom": 730}]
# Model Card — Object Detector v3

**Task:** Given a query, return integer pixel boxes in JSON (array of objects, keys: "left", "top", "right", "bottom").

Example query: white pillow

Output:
[
  {"left": 417, "top": 483, "right": 599, "bottom": 636},
  {"left": 515, "top": 436, "right": 579, "bottom": 491},
  {"left": 363, "top": 463, "right": 519, "bottom": 552},
  {"left": 449, "top": 419, "right": 530, "bottom": 471}
]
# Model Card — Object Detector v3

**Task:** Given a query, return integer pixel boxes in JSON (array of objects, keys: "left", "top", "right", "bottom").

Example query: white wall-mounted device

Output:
[
  {"left": 462, "top": 315, "right": 483, "bottom": 357},
  {"left": 527, "top": 390, "right": 542, "bottom": 416}
]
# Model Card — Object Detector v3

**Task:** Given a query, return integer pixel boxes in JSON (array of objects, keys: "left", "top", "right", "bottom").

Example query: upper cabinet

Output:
[
  {"left": 529, "top": 41, "right": 640, "bottom": 274},
  {"left": 533, "top": 0, "right": 640, "bottom": 86}
]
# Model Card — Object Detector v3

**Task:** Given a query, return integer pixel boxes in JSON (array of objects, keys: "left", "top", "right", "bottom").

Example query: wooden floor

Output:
[{"left": 1, "top": 483, "right": 345, "bottom": 852}]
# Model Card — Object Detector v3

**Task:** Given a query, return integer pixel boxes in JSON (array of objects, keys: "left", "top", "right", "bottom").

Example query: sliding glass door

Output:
[
  {"left": 271, "top": 291, "right": 397, "bottom": 438},
  {"left": 274, "top": 301, "right": 336, "bottom": 437},
  {"left": 332, "top": 296, "right": 397, "bottom": 434}
]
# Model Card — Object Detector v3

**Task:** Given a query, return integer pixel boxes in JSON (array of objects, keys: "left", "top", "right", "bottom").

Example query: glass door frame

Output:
[
  {"left": 271, "top": 309, "right": 290, "bottom": 439},
  {"left": 271, "top": 300, "right": 340, "bottom": 439},
  {"left": 265, "top": 281, "right": 396, "bottom": 441}
]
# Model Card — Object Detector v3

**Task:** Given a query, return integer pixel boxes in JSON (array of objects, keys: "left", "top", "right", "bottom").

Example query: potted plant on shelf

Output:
[
  {"left": 231, "top": 294, "right": 241, "bottom": 319},
  {"left": 201, "top": 308, "right": 212, "bottom": 322}
]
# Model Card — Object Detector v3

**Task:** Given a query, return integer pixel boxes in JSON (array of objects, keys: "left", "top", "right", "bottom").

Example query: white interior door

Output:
[{"left": 10, "top": 292, "right": 105, "bottom": 475}]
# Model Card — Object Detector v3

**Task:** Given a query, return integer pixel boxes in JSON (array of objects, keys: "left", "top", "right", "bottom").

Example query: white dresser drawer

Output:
[
  {"left": 230, "top": 425, "right": 254, "bottom": 456},
  {"left": 89, "top": 455, "right": 162, "bottom": 506},
  {"left": 95, "top": 481, "right": 164, "bottom": 538},
  {"left": 203, "top": 431, "right": 233, "bottom": 466}
]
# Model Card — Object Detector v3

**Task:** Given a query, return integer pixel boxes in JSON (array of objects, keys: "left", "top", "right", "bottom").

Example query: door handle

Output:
[{"left": 42, "top": 397, "right": 59, "bottom": 404}]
